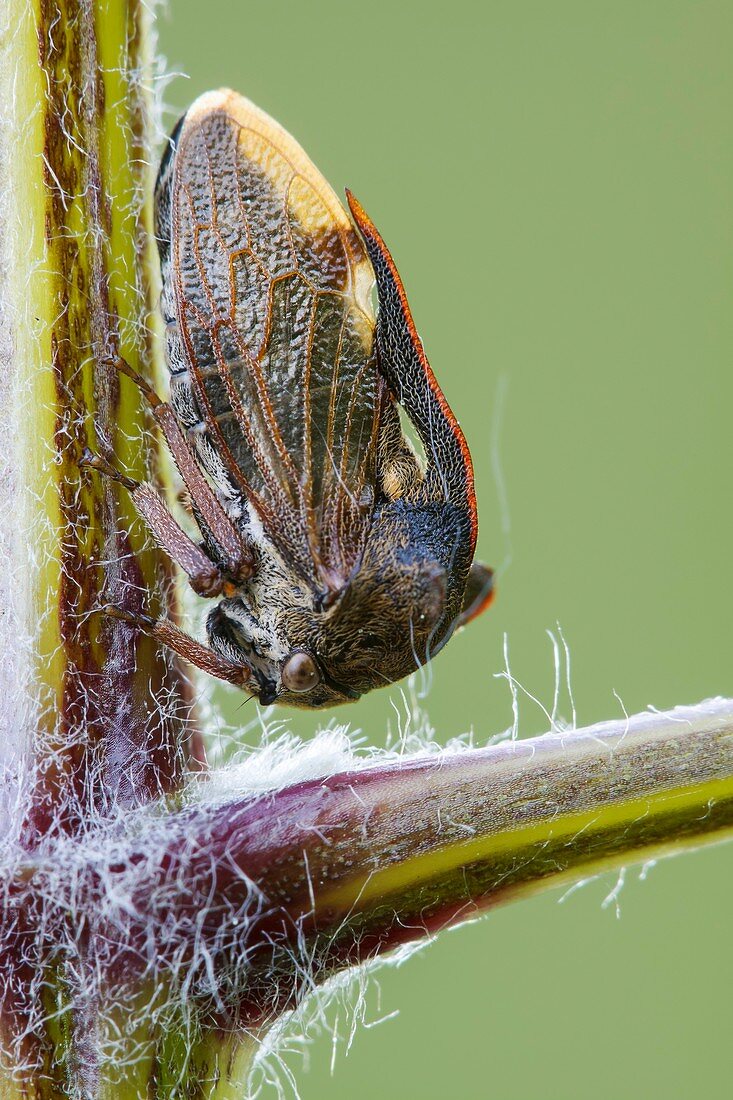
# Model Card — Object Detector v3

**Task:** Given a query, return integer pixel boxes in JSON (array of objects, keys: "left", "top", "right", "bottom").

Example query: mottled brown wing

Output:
[{"left": 167, "top": 89, "right": 381, "bottom": 594}]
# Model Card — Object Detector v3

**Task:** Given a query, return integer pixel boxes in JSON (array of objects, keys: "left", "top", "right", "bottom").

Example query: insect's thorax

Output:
[{"left": 208, "top": 500, "right": 319, "bottom": 671}]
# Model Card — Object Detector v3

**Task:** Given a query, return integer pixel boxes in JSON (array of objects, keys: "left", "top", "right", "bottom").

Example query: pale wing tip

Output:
[
  {"left": 180, "top": 89, "right": 376, "bottom": 320},
  {"left": 185, "top": 88, "right": 241, "bottom": 121},
  {"left": 184, "top": 88, "right": 281, "bottom": 137}
]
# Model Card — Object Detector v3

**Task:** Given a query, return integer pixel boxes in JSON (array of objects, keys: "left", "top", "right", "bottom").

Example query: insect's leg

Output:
[
  {"left": 376, "top": 394, "right": 422, "bottom": 501},
  {"left": 103, "top": 605, "right": 258, "bottom": 691},
  {"left": 81, "top": 450, "right": 229, "bottom": 598},
  {"left": 346, "top": 191, "right": 477, "bottom": 551},
  {"left": 107, "top": 354, "right": 254, "bottom": 583}
]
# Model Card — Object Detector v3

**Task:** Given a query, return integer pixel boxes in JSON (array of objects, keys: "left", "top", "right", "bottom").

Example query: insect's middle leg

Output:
[
  {"left": 81, "top": 450, "right": 229, "bottom": 598},
  {"left": 107, "top": 354, "right": 254, "bottom": 585}
]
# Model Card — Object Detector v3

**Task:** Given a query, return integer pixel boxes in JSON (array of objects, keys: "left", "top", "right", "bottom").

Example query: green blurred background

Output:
[{"left": 158, "top": 2, "right": 732, "bottom": 1096}]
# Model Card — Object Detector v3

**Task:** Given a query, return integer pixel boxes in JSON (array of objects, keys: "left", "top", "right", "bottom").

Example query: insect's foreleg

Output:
[
  {"left": 102, "top": 605, "right": 258, "bottom": 691},
  {"left": 106, "top": 354, "right": 254, "bottom": 585},
  {"left": 81, "top": 450, "right": 227, "bottom": 598}
]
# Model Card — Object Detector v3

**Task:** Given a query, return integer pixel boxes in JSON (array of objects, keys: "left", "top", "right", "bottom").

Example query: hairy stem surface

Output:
[{"left": 0, "top": 0, "right": 192, "bottom": 847}]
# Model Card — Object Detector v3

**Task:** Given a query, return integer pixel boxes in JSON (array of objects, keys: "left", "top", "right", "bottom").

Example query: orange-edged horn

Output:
[{"left": 346, "top": 190, "right": 478, "bottom": 555}]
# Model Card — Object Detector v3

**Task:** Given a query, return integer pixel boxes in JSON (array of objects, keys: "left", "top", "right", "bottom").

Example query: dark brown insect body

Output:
[{"left": 102, "top": 90, "right": 493, "bottom": 708}]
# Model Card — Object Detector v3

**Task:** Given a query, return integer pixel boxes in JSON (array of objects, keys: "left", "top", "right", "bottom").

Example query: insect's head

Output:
[
  {"left": 304, "top": 499, "right": 473, "bottom": 706},
  {"left": 207, "top": 498, "right": 474, "bottom": 709}
]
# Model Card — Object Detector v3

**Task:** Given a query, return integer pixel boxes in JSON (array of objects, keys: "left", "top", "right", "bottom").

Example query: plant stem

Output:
[
  {"left": 0, "top": 0, "right": 192, "bottom": 847},
  {"left": 157, "top": 697, "right": 733, "bottom": 1011}
]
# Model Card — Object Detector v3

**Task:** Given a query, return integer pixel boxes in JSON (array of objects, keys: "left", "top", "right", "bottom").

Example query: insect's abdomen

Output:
[{"left": 156, "top": 121, "right": 207, "bottom": 447}]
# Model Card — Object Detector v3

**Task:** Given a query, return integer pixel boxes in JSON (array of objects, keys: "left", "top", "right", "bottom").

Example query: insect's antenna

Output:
[{"left": 235, "top": 693, "right": 257, "bottom": 713}]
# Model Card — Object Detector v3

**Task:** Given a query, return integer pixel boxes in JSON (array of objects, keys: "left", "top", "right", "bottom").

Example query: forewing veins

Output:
[{"left": 164, "top": 90, "right": 381, "bottom": 596}]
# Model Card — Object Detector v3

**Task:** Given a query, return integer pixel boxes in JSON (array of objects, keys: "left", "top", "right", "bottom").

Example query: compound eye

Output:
[{"left": 281, "top": 650, "right": 321, "bottom": 694}]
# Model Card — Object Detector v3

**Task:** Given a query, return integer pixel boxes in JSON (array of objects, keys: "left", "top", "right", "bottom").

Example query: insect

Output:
[{"left": 92, "top": 89, "right": 494, "bottom": 708}]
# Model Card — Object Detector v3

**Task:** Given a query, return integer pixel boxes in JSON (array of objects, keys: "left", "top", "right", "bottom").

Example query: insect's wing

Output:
[{"left": 158, "top": 90, "right": 382, "bottom": 596}]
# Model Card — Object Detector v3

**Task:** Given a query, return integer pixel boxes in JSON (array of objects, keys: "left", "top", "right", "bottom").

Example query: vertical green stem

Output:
[
  {"left": 0, "top": 2, "right": 196, "bottom": 1090},
  {"left": 0, "top": 0, "right": 192, "bottom": 846}
]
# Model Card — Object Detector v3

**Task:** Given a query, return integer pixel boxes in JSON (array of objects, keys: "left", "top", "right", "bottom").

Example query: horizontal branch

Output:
[
  {"left": 178, "top": 696, "right": 733, "bottom": 1004},
  {"left": 4, "top": 696, "right": 732, "bottom": 1091},
  {"left": 19, "top": 702, "right": 733, "bottom": 982}
]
